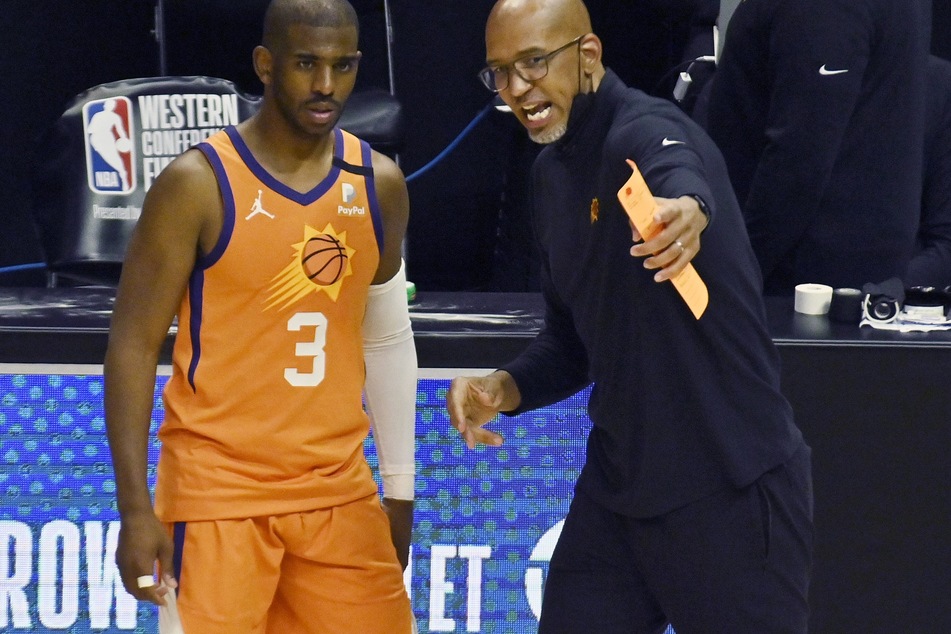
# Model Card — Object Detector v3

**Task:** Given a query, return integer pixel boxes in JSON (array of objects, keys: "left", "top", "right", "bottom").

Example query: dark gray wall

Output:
[
  {"left": 2, "top": 1, "right": 948, "bottom": 290},
  {"left": 0, "top": 1, "right": 157, "bottom": 285}
]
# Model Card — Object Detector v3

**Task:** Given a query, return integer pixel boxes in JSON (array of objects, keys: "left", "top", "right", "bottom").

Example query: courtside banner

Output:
[
  {"left": 32, "top": 77, "right": 261, "bottom": 273},
  {"left": 0, "top": 372, "right": 609, "bottom": 633}
]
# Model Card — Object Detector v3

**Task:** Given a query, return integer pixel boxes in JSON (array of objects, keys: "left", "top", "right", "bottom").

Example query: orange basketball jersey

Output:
[{"left": 155, "top": 126, "right": 384, "bottom": 522}]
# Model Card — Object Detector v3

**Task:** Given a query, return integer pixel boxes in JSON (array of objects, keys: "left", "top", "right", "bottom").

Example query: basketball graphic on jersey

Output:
[
  {"left": 302, "top": 233, "right": 348, "bottom": 285},
  {"left": 266, "top": 223, "right": 356, "bottom": 310}
]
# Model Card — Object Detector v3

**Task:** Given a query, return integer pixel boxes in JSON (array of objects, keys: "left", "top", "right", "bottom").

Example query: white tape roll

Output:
[{"left": 794, "top": 283, "right": 834, "bottom": 315}]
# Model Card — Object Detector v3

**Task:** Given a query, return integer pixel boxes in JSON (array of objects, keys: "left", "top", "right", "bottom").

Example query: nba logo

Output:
[
  {"left": 342, "top": 182, "right": 356, "bottom": 204},
  {"left": 83, "top": 96, "right": 136, "bottom": 194}
]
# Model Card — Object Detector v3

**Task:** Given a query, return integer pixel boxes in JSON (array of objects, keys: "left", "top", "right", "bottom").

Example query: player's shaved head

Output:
[
  {"left": 262, "top": 0, "right": 359, "bottom": 51},
  {"left": 487, "top": 0, "right": 592, "bottom": 43}
]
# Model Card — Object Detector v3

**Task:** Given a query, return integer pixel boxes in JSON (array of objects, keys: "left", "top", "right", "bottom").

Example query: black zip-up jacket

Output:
[{"left": 501, "top": 70, "right": 803, "bottom": 518}]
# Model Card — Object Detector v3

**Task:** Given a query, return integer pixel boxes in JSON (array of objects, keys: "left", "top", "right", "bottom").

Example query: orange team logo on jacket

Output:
[{"left": 266, "top": 222, "right": 356, "bottom": 309}]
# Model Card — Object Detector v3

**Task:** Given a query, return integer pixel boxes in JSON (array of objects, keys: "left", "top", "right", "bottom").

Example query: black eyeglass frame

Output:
[{"left": 478, "top": 35, "right": 585, "bottom": 93}]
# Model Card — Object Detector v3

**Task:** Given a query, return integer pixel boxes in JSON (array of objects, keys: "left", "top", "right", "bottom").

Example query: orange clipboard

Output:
[{"left": 617, "top": 159, "right": 709, "bottom": 319}]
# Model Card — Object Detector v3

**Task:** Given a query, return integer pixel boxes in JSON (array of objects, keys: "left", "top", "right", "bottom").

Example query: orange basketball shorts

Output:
[{"left": 163, "top": 492, "right": 413, "bottom": 633}]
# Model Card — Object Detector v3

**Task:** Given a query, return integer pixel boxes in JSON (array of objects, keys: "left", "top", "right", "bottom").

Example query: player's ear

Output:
[
  {"left": 578, "top": 33, "right": 602, "bottom": 74},
  {"left": 253, "top": 45, "right": 274, "bottom": 86}
]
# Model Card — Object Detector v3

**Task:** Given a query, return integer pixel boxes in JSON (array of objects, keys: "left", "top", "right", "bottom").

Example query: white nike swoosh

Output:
[
  {"left": 662, "top": 137, "right": 685, "bottom": 146},
  {"left": 819, "top": 65, "right": 849, "bottom": 76}
]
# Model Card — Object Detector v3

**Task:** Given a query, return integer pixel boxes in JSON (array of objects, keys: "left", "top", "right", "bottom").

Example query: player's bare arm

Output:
[
  {"left": 364, "top": 147, "right": 415, "bottom": 569},
  {"left": 104, "top": 149, "right": 222, "bottom": 604},
  {"left": 369, "top": 150, "right": 409, "bottom": 285}
]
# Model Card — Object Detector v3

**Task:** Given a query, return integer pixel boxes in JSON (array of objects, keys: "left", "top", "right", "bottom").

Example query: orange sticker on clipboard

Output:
[{"left": 617, "top": 159, "right": 709, "bottom": 319}]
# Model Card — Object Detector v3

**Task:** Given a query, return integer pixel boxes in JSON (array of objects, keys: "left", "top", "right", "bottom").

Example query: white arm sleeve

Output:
[{"left": 363, "top": 259, "right": 418, "bottom": 500}]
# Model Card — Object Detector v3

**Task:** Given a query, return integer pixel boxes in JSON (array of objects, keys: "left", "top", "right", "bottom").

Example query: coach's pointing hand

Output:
[{"left": 446, "top": 371, "right": 521, "bottom": 449}]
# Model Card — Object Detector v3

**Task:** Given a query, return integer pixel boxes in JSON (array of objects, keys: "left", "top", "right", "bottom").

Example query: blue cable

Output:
[
  {"left": 0, "top": 262, "right": 45, "bottom": 275},
  {"left": 405, "top": 99, "right": 497, "bottom": 183}
]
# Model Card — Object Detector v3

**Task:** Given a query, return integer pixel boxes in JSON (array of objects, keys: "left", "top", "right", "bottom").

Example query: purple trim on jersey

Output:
[
  {"left": 186, "top": 269, "right": 204, "bottom": 392},
  {"left": 195, "top": 142, "right": 235, "bottom": 269},
  {"left": 172, "top": 522, "right": 186, "bottom": 586},
  {"left": 361, "top": 139, "right": 384, "bottom": 256},
  {"left": 224, "top": 126, "right": 343, "bottom": 206}
]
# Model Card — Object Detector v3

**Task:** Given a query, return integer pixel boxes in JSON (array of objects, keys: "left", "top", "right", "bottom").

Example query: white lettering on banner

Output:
[
  {"left": 459, "top": 546, "right": 491, "bottom": 631},
  {"left": 38, "top": 521, "right": 80, "bottom": 628},
  {"left": 1, "top": 521, "right": 32, "bottom": 629},
  {"left": 138, "top": 94, "right": 239, "bottom": 130},
  {"left": 92, "top": 204, "right": 142, "bottom": 221},
  {"left": 86, "top": 521, "right": 137, "bottom": 629},
  {"left": 428, "top": 544, "right": 492, "bottom": 632},
  {"left": 525, "top": 520, "right": 563, "bottom": 619},
  {"left": 3, "top": 520, "right": 560, "bottom": 631},
  {"left": 143, "top": 157, "right": 176, "bottom": 190},
  {"left": 403, "top": 545, "right": 413, "bottom": 601},
  {"left": 429, "top": 544, "right": 456, "bottom": 631},
  {"left": 0, "top": 520, "right": 136, "bottom": 630},
  {"left": 95, "top": 172, "right": 120, "bottom": 188},
  {"left": 136, "top": 93, "right": 240, "bottom": 192},
  {"left": 141, "top": 129, "right": 217, "bottom": 157}
]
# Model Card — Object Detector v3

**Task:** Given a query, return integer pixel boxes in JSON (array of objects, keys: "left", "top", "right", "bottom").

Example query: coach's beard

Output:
[{"left": 530, "top": 121, "right": 568, "bottom": 144}]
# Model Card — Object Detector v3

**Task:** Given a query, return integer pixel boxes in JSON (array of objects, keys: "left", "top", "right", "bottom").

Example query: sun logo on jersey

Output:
[{"left": 265, "top": 223, "right": 356, "bottom": 310}]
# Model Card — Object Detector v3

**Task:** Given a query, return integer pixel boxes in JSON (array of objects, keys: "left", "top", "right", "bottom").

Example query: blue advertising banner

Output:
[{"left": 0, "top": 371, "right": 676, "bottom": 633}]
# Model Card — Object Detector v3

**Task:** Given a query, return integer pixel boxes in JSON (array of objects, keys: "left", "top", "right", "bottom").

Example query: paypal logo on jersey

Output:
[
  {"left": 342, "top": 182, "right": 356, "bottom": 203},
  {"left": 338, "top": 181, "right": 366, "bottom": 216},
  {"left": 82, "top": 96, "right": 136, "bottom": 194}
]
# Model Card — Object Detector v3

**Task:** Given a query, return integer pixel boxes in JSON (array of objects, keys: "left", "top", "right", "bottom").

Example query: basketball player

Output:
[
  {"left": 447, "top": 1, "right": 813, "bottom": 632},
  {"left": 104, "top": 1, "right": 416, "bottom": 632}
]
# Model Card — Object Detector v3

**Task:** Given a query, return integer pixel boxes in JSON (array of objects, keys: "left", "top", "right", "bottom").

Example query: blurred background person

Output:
[
  {"left": 706, "top": 0, "right": 932, "bottom": 294},
  {"left": 904, "top": 54, "right": 951, "bottom": 290}
]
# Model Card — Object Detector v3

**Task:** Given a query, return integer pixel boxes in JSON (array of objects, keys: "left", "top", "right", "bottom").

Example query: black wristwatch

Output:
[{"left": 691, "top": 195, "right": 711, "bottom": 230}]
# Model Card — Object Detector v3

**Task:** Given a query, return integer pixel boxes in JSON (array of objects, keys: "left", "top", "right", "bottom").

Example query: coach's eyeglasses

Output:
[{"left": 478, "top": 35, "right": 584, "bottom": 93}]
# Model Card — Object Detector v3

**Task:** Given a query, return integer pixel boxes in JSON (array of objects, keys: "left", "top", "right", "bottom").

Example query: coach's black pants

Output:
[{"left": 538, "top": 444, "right": 813, "bottom": 634}]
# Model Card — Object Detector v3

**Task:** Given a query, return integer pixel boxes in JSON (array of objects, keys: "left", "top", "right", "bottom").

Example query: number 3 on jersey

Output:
[{"left": 285, "top": 312, "right": 328, "bottom": 387}]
